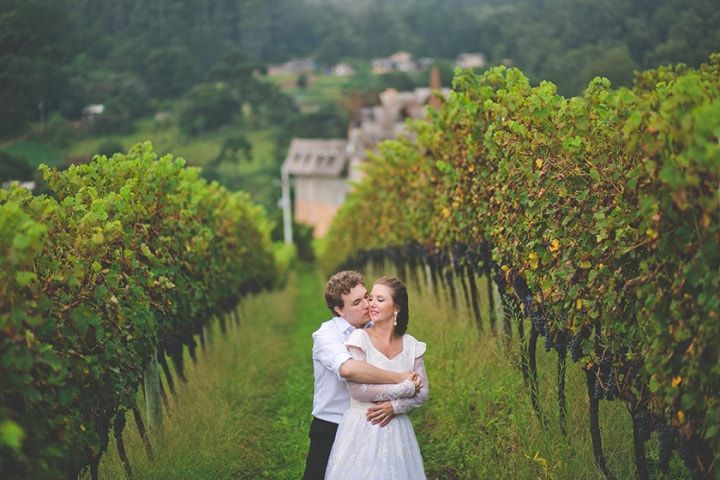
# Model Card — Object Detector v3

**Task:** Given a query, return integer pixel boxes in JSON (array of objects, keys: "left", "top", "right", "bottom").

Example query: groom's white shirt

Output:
[{"left": 311, "top": 316, "right": 356, "bottom": 424}]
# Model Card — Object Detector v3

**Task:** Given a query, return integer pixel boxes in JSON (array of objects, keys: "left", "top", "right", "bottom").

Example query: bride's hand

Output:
[
  {"left": 410, "top": 372, "right": 422, "bottom": 394},
  {"left": 366, "top": 401, "right": 394, "bottom": 427}
]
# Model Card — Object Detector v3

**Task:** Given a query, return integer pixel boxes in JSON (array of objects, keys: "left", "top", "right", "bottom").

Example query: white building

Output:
[
  {"left": 282, "top": 139, "right": 350, "bottom": 237},
  {"left": 456, "top": 53, "right": 487, "bottom": 69}
]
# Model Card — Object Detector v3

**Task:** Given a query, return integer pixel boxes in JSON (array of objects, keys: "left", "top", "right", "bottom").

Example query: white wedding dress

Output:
[{"left": 325, "top": 329, "right": 428, "bottom": 480}]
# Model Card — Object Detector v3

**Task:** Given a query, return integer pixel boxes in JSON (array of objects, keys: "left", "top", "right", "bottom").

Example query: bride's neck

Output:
[{"left": 370, "top": 321, "right": 395, "bottom": 341}]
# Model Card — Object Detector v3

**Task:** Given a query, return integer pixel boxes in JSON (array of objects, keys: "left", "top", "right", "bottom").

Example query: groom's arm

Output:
[
  {"left": 339, "top": 359, "right": 408, "bottom": 384},
  {"left": 313, "top": 328, "right": 407, "bottom": 384}
]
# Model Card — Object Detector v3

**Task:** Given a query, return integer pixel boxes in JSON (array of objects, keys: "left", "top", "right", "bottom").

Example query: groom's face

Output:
[{"left": 336, "top": 284, "right": 370, "bottom": 327}]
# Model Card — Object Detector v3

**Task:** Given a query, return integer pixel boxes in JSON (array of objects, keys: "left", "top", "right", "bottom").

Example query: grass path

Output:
[{"left": 95, "top": 264, "right": 687, "bottom": 479}]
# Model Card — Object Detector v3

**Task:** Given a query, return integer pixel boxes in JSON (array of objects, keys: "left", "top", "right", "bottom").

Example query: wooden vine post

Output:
[{"left": 143, "top": 347, "right": 163, "bottom": 430}]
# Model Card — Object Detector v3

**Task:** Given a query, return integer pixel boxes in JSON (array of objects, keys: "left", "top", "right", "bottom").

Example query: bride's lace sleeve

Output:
[
  {"left": 345, "top": 346, "right": 416, "bottom": 401},
  {"left": 391, "top": 355, "right": 429, "bottom": 414}
]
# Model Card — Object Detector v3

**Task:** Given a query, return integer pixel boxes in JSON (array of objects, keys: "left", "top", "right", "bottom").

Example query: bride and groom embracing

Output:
[{"left": 303, "top": 271, "right": 429, "bottom": 480}]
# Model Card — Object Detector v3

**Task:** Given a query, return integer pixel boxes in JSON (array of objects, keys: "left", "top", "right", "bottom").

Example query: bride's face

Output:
[{"left": 368, "top": 284, "right": 398, "bottom": 323}]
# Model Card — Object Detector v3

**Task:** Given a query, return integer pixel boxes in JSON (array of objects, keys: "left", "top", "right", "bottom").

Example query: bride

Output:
[{"left": 325, "top": 276, "right": 428, "bottom": 480}]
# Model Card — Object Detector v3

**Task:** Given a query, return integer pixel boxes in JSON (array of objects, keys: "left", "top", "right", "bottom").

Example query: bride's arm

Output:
[
  {"left": 345, "top": 346, "right": 416, "bottom": 402},
  {"left": 390, "top": 355, "right": 428, "bottom": 414}
]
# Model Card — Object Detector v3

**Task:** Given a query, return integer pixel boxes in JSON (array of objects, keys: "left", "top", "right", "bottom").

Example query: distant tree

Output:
[
  {"left": 297, "top": 74, "right": 308, "bottom": 89},
  {"left": 28, "top": 113, "right": 76, "bottom": 149},
  {"left": 284, "top": 103, "right": 348, "bottom": 140},
  {"left": 211, "top": 135, "right": 252, "bottom": 167},
  {"left": 178, "top": 83, "right": 239, "bottom": 136},
  {"left": 377, "top": 71, "right": 420, "bottom": 91},
  {"left": 0, "top": 151, "right": 34, "bottom": 182},
  {"left": 142, "top": 46, "right": 201, "bottom": 99},
  {"left": 96, "top": 139, "right": 125, "bottom": 158},
  {"left": 579, "top": 44, "right": 639, "bottom": 90},
  {"left": 0, "top": 0, "right": 71, "bottom": 136},
  {"left": 207, "top": 52, "right": 265, "bottom": 82}
]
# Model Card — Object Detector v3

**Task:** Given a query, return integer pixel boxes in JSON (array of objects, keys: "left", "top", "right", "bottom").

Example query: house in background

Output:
[
  {"left": 282, "top": 67, "right": 448, "bottom": 239},
  {"left": 281, "top": 139, "right": 350, "bottom": 237},
  {"left": 268, "top": 58, "right": 316, "bottom": 76},
  {"left": 455, "top": 53, "right": 486, "bottom": 69},
  {"left": 81, "top": 104, "right": 105, "bottom": 127},
  {"left": 347, "top": 66, "right": 448, "bottom": 183},
  {"left": 371, "top": 51, "right": 418, "bottom": 74},
  {"left": 331, "top": 63, "right": 355, "bottom": 77}
]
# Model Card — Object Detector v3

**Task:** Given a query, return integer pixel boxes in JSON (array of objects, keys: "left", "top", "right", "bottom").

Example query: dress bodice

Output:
[{"left": 346, "top": 329, "right": 426, "bottom": 373}]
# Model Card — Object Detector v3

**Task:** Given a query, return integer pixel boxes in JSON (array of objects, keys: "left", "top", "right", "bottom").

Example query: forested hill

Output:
[{"left": 1, "top": 0, "right": 718, "bottom": 135}]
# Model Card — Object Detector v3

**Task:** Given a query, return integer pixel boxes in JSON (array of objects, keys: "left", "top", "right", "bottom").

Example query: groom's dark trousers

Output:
[{"left": 302, "top": 417, "right": 338, "bottom": 480}]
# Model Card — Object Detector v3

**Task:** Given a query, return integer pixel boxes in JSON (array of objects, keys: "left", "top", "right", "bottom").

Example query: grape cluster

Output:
[
  {"left": 570, "top": 329, "right": 587, "bottom": 363},
  {"left": 603, "top": 364, "right": 617, "bottom": 401},
  {"left": 522, "top": 294, "right": 547, "bottom": 336},
  {"left": 544, "top": 330, "right": 554, "bottom": 351},
  {"left": 601, "top": 359, "right": 619, "bottom": 400}
]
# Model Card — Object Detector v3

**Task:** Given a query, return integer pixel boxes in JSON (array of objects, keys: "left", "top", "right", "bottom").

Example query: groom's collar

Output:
[{"left": 332, "top": 316, "right": 354, "bottom": 333}]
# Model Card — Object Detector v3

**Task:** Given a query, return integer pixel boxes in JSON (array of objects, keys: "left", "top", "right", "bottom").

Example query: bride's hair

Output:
[{"left": 374, "top": 276, "right": 409, "bottom": 336}]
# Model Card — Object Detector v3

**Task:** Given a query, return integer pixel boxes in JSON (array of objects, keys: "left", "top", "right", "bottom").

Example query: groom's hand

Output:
[{"left": 366, "top": 401, "right": 394, "bottom": 427}]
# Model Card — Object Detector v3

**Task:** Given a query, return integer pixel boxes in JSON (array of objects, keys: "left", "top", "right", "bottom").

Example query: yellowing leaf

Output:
[
  {"left": 700, "top": 213, "right": 711, "bottom": 229},
  {"left": 528, "top": 252, "right": 539, "bottom": 270},
  {"left": 535, "top": 158, "right": 544, "bottom": 169},
  {"left": 676, "top": 410, "right": 686, "bottom": 424},
  {"left": 672, "top": 376, "right": 682, "bottom": 387},
  {"left": 576, "top": 299, "right": 583, "bottom": 310},
  {"left": 549, "top": 239, "right": 560, "bottom": 252}
]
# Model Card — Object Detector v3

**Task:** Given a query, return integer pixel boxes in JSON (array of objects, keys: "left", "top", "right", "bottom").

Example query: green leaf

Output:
[
  {"left": 12, "top": 233, "right": 31, "bottom": 250},
  {"left": 0, "top": 420, "right": 25, "bottom": 452},
  {"left": 15, "top": 271, "right": 36, "bottom": 287}
]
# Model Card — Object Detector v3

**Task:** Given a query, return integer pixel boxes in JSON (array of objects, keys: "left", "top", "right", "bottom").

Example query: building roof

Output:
[{"left": 283, "top": 139, "right": 349, "bottom": 177}]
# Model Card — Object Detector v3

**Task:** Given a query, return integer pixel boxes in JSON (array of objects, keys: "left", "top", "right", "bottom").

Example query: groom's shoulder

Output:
[{"left": 311, "top": 318, "right": 337, "bottom": 339}]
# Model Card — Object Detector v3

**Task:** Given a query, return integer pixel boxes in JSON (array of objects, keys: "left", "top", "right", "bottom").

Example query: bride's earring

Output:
[{"left": 393, "top": 311, "right": 398, "bottom": 326}]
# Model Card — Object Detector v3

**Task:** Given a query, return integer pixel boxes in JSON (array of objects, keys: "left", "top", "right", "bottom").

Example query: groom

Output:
[{"left": 302, "top": 270, "right": 417, "bottom": 480}]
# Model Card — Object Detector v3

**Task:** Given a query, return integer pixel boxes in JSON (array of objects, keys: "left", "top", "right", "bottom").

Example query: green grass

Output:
[
  {"left": 267, "top": 73, "right": 353, "bottom": 111},
  {"left": 65, "top": 120, "right": 278, "bottom": 170},
  {"left": 89, "top": 267, "right": 320, "bottom": 480},
  {"left": 90, "top": 264, "right": 689, "bottom": 479},
  {"left": 1, "top": 141, "right": 62, "bottom": 167},
  {"left": 62, "top": 118, "right": 282, "bottom": 209}
]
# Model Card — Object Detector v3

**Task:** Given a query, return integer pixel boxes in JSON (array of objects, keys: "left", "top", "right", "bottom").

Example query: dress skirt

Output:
[{"left": 325, "top": 399, "right": 426, "bottom": 480}]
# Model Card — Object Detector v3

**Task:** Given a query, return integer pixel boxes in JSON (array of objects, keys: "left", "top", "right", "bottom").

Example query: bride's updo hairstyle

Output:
[{"left": 375, "top": 276, "right": 409, "bottom": 336}]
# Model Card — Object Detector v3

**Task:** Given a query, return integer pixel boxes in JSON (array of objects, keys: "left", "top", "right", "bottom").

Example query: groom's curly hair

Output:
[{"left": 325, "top": 270, "right": 366, "bottom": 316}]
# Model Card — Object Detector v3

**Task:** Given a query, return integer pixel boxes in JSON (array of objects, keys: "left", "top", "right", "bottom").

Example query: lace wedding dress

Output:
[{"left": 325, "top": 329, "right": 428, "bottom": 480}]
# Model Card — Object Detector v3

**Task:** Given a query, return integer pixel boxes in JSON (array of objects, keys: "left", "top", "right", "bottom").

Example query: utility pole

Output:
[{"left": 281, "top": 165, "right": 293, "bottom": 245}]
